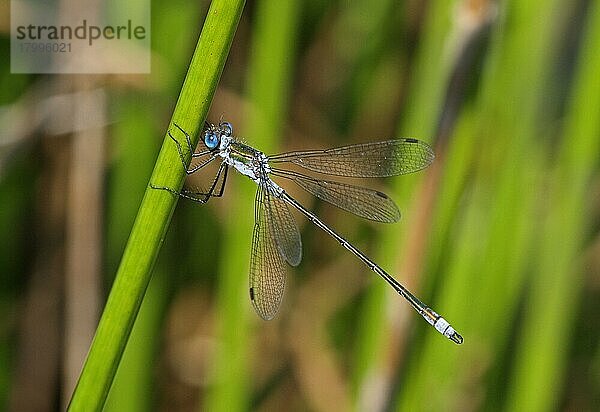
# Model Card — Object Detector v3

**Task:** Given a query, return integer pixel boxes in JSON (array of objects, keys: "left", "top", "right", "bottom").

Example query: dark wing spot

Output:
[
  {"left": 249, "top": 287, "right": 255, "bottom": 300},
  {"left": 405, "top": 138, "right": 419, "bottom": 143},
  {"left": 375, "top": 190, "right": 389, "bottom": 199}
]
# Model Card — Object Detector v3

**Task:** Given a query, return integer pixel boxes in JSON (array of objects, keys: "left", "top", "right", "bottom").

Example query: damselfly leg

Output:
[
  {"left": 150, "top": 123, "right": 228, "bottom": 203},
  {"left": 169, "top": 122, "right": 216, "bottom": 175}
]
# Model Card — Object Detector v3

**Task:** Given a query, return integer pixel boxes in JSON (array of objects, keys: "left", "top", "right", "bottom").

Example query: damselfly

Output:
[{"left": 152, "top": 120, "right": 463, "bottom": 344}]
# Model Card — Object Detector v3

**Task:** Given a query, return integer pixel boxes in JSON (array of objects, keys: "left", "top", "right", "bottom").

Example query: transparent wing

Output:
[
  {"left": 249, "top": 185, "right": 297, "bottom": 320},
  {"left": 268, "top": 139, "right": 434, "bottom": 178},
  {"left": 264, "top": 184, "right": 302, "bottom": 266},
  {"left": 273, "top": 169, "right": 400, "bottom": 223}
]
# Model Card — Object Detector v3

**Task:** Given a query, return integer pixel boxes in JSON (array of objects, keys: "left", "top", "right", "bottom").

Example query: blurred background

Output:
[{"left": 1, "top": 0, "right": 600, "bottom": 410}]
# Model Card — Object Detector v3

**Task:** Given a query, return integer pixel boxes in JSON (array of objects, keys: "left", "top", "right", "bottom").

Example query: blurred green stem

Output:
[
  {"left": 67, "top": 1, "right": 246, "bottom": 410},
  {"left": 205, "top": 0, "right": 299, "bottom": 410},
  {"left": 506, "top": 1, "right": 600, "bottom": 409}
]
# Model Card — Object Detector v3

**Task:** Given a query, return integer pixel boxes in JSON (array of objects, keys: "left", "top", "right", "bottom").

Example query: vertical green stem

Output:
[{"left": 67, "top": 1, "right": 246, "bottom": 410}]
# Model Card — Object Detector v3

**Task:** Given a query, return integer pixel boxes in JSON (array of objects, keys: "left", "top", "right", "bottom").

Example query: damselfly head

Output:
[{"left": 202, "top": 121, "right": 233, "bottom": 150}]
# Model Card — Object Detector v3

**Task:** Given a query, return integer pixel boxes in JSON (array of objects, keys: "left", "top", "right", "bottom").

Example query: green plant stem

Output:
[{"left": 67, "top": 1, "right": 246, "bottom": 410}]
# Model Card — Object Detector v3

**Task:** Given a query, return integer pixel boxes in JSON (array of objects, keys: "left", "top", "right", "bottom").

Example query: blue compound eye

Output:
[
  {"left": 204, "top": 131, "right": 220, "bottom": 149},
  {"left": 220, "top": 122, "right": 233, "bottom": 137}
]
